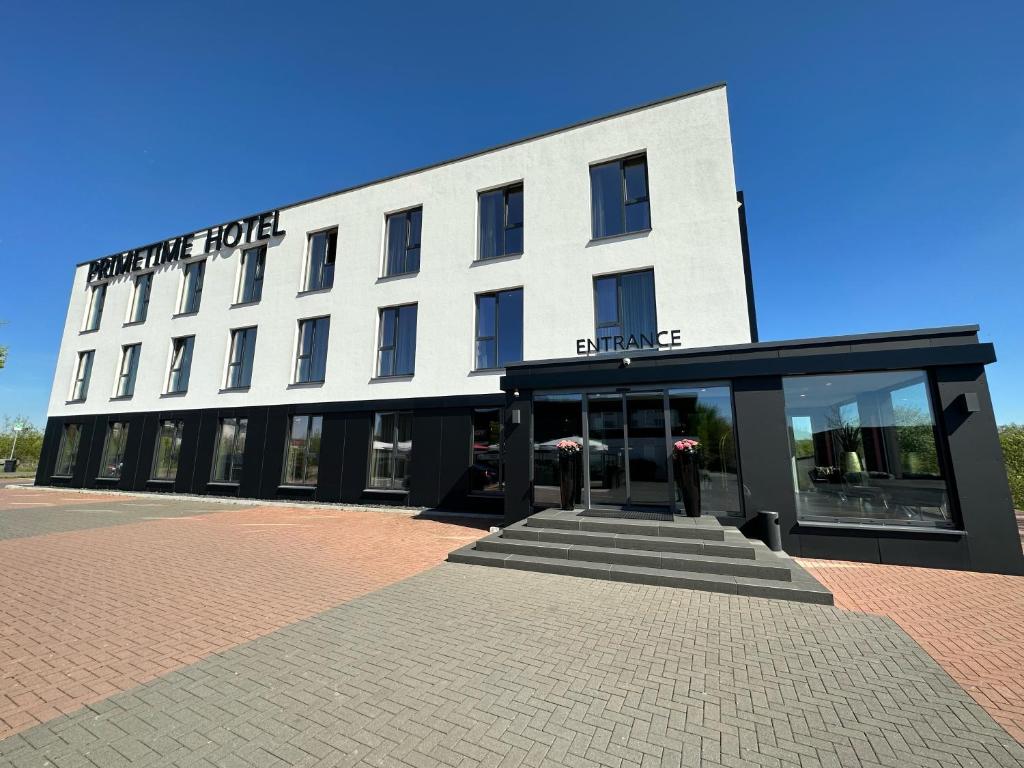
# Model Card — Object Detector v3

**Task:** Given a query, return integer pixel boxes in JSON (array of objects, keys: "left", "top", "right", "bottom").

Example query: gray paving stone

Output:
[{"left": 2, "top": 563, "right": 1022, "bottom": 768}]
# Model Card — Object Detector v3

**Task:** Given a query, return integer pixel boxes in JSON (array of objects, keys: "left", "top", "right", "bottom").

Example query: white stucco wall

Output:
[{"left": 47, "top": 85, "right": 751, "bottom": 418}]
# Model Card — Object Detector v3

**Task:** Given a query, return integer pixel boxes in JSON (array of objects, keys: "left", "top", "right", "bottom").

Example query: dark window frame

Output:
[
  {"left": 376, "top": 304, "right": 418, "bottom": 378},
  {"left": 83, "top": 283, "right": 106, "bottom": 332},
  {"left": 383, "top": 207, "right": 422, "bottom": 277},
  {"left": 589, "top": 153, "right": 651, "bottom": 239},
  {"left": 294, "top": 316, "right": 330, "bottom": 384},
  {"left": 71, "top": 350, "right": 94, "bottom": 402},
  {"left": 226, "top": 326, "right": 257, "bottom": 390},
  {"left": 474, "top": 288, "right": 524, "bottom": 371},
  {"left": 128, "top": 272, "right": 153, "bottom": 324},
  {"left": 469, "top": 407, "right": 505, "bottom": 495},
  {"left": 210, "top": 416, "right": 248, "bottom": 484},
  {"left": 304, "top": 228, "right": 338, "bottom": 292},
  {"left": 236, "top": 245, "right": 266, "bottom": 304},
  {"left": 591, "top": 268, "right": 658, "bottom": 347},
  {"left": 179, "top": 260, "right": 205, "bottom": 314},
  {"left": 116, "top": 343, "right": 141, "bottom": 398},
  {"left": 167, "top": 336, "right": 194, "bottom": 394},
  {"left": 281, "top": 414, "right": 323, "bottom": 487},
  {"left": 150, "top": 419, "right": 185, "bottom": 481},
  {"left": 98, "top": 421, "right": 130, "bottom": 480},
  {"left": 478, "top": 184, "right": 524, "bottom": 260},
  {"left": 367, "top": 410, "right": 413, "bottom": 491},
  {"left": 53, "top": 423, "right": 82, "bottom": 477}
]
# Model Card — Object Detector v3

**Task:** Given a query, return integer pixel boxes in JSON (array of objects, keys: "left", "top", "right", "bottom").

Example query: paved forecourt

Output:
[{"left": 3, "top": 561, "right": 1022, "bottom": 768}]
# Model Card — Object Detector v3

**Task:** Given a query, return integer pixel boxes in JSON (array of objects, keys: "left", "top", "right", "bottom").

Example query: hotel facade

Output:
[{"left": 37, "top": 83, "right": 1022, "bottom": 576}]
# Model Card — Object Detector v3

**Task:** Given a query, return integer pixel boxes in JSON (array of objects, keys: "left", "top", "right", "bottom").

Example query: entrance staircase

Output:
[{"left": 448, "top": 508, "right": 833, "bottom": 605}]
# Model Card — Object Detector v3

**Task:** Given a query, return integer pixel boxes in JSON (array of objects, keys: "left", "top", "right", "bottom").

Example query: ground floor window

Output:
[
  {"left": 368, "top": 412, "right": 412, "bottom": 490},
  {"left": 282, "top": 415, "right": 322, "bottom": 486},
  {"left": 53, "top": 423, "right": 82, "bottom": 477},
  {"left": 471, "top": 408, "right": 504, "bottom": 493},
  {"left": 533, "top": 394, "right": 583, "bottom": 508},
  {"left": 783, "top": 370, "right": 952, "bottom": 528},
  {"left": 151, "top": 420, "right": 184, "bottom": 481},
  {"left": 98, "top": 422, "right": 129, "bottom": 479},
  {"left": 211, "top": 417, "right": 247, "bottom": 483}
]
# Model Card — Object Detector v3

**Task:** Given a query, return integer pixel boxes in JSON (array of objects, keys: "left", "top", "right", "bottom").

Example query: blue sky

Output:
[{"left": 1, "top": 1, "right": 1022, "bottom": 427}]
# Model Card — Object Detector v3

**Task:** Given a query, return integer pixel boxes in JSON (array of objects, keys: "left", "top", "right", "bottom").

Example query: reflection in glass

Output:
[
  {"left": 282, "top": 415, "right": 322, "bottom": 486},
  {"left": 151, "top": 420, "right": 185, "bottom": 481},
  {"left": 369, "top": 412, "right": 413, "bottom": 490},
  {"left": 533, "top": 395, "right": 583, "bottom": 508},
  {"left": 54, "top": 423, "right": 82, "bottom": 476},
  {"left": 587, "top": 394, "right": 627, "bottom": 506},
  {"left": 626, "top": 392, "right": 670, "bottom": 506},
  {"left": 783, "top": 371, "right": 951, "bottom": 528},
  {"left": 471, "top": 408, "right": 503, "bottom": 493},
  {"left": 211, "top": 417, "right": 247, "bottom": 483},
  {"left": 99, "top": 422, "right": 129, "bottom": 479}
]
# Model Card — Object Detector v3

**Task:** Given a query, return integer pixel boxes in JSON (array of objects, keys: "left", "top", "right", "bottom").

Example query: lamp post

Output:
[{"left": 8, "top": 423, "right": 24, "bottom": 462}]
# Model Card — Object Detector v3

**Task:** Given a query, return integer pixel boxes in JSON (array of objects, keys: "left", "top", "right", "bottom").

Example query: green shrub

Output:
[
  {"left": 1000, "top": 424, "right": 1024, "bottom": 510},
  {"left": 0, "top": 416, "right": 42, "bottom": 470}
]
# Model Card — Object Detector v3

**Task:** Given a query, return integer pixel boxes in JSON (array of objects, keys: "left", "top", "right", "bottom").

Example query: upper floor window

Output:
[
  {"left": 128, "top": 272, "right": 153, "bottom": 324},
  {"left": 475, "top": 288, "right": 523, "bottom": 370},
  {"left": 98, "top": 421, "right": 129, "bottom": 480},
  {"left": 83, "top": 284, "right": 106, "bottom": 332},
  {"left": 236, "top": 245, "right": 266, "bottom": 304},
  {"left": 282, "top": 414, "right": 322, "bottom": 487},
  {"left": 179, "top": 260, "right": 205, "bottom": 314},
  {"left": 167, "top": 336, "right": 195, "bottom": 394},
  {"left": 211, "top": 417, "right": 247, "bottom": 484},
  {"left": 305, "top": 229, "right": 337, "bottom": 291},
  {"left": 377, "top": 304, "right": 417, "bottom": 377},
  {"left": 384, "top": 208, "right": 421, "bottom": 276},
  {"left": 593, "top": 269, "right": 657, "bottom": 351},
  {"left": 479, "top": 184, "right": 523, "bottom": 260},
  {"left": 70, "top": 350, "right": 94, "bottom": 402},
  {"left": 151, "top": 419, "right": 184, "bottom": 481},
  {"left": 53, "top": 423, "right": 82, "bottom": 477},
  {"left": 590, "top": 154, "right": 650, "bottom": 239},
  {"left": 226, "top": 327, "right": 257, "bottom": 390},
  {"left": 115, "top": 343, "right": 141, "bottom": 398},
  {"left": 295, "top": 317, "right": 330, "bottom": 384}
]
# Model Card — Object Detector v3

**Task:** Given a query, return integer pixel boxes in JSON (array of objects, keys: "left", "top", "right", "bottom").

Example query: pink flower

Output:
[{"left": 673, "top": 439, "right": 700, "bottom": 454}]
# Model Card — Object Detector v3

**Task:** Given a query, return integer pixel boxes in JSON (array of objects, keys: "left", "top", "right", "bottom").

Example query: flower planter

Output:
[
  {"left": 672, "top": 438, "right": 702, "bottom": 518},
  {"left": 555, "top": 440, "right": 582, "bottom": 511}
]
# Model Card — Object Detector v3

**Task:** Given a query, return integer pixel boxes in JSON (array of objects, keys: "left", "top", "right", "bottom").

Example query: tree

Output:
[{"left": 0, "top": 416, "right": 43, "bottom": 469}]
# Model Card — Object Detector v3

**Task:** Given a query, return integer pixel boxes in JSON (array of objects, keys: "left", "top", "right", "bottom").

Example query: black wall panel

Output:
[
  {"left": 259, "top": 406, "right": 289, "bottom": 499},
  {"left": 133, "top": 413, "right": 160, "bottom": 491},
  {"left": 409, "top": 412, "right": 443, "bottom": 507},
  {"left": 238, "top": 407, "right": 268, "bottom": 499},
  {"left": 339, "top": 413, "right": 370, "bottom": 502},
  {"left": 174, "top": 411, "right": 202, "bottom": 494},
  {"left": 503, "top": 393, "right": 533, "bottom": 524},
  {"left": 316, "top": 413, "right": 346, "bottom": 503},
  {"left": 439, "top": 409, "right": 472, "bottom": 509}
]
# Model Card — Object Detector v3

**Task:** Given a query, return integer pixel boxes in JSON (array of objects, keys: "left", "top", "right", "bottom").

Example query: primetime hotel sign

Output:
[{"left": 86, "top": 209, "right": 285, "bottom": 282}]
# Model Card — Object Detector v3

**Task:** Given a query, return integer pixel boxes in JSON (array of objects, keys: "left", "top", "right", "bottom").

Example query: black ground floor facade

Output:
[{"left": 37, "top": 325, "right": 1023, "bottom": 575}]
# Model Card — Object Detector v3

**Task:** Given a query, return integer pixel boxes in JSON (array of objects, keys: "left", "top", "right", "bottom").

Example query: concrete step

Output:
[
  {"left": 474, "top": 534, "right": 791, "bottom": 581},
  {"left": 446, "top": 547, "right": 833, "bottom": 605},
  {"left": 525, "top": 512, "right": 726, "bottom": 541},
  {"left": 503, "top": 521, "right": 756, "bottom": 560}
]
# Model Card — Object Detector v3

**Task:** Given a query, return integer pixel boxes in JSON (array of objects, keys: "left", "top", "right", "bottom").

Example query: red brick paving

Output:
[
  {"left": 0, "top": 488, "right": 128, "bottom": 509},
  {"left": 0, "top": 494, "right": 488, "bottom": 739},
  {"left": 800, "top": 558, "right": 1024, "bottom": 744}
]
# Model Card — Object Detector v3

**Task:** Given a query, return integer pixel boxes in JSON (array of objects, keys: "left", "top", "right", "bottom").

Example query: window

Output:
[
  {"left": 471, "top": 408, "right": 503, "bottom": 494},
  {"left": 83, "top": 284, "right": 106, "bottom": 331},
  {"left": 294, "top": 317, "right": 330, "bottom": 384},
  {"left": 211, "top": 417, "right": 247, "bottom": 484},
  {"left": 237, "top": 245, "right": 266, "bottom": 303},
  {"left": 151, "top": 420, "right": 184, "bottom": 481},
  {"left": 70, "top": 350, "right": 94, "bottom": 401},
  {"left": 305, "top": 229, "right": 337, "bottom": 291},
  {"left": 384, "top": 208, "right": 421, "bottom": 276},
  {"left": 475, "top": 288, "right": 523, "bottom": 369},
  {"left": 593, "top": 269, "right": 657, "bottom": 351},
  {"left": 376, "top": 305, "right": 417, "bottom": 377},
  {"left": 282, "top": 415, "right": 322, "bottom": 486},
  {"left": 115, "top": 344, "right": 141, "bottom": 398},
  {"left": 179, "top": 260, "right": 205, "bottom": 314},
  {"left": 226, "top": 327, "right": 257, "bottom": 389},
  {"left": 368, "top": 412, "right": 412, "bottom": 490},
  {"left": 668, "top": 385, "right": 741, "bottom": 516},
  {"left": 98, "top": 422, "right": 130, "bottom": 480},
  {"left": 167, "top": 336, "right": 195, "bottom": 394},
  {"left": 479, "top": 184, "right": 523, "bottom": 259},
  {"left": 783, "top": 371, "right": 952, "bottom": 529},
  {"left": 590, "top": 154, "right": 650, "bottom": 238},
  {"left": 128, "top": 273, "right": 153, "bottom": 324},
  {"left": 53, "top": 423, "right": 82, "bottom": 476}
]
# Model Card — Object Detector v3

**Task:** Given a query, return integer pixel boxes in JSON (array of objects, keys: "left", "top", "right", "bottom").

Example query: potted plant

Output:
[
  {"left": 673, "top": 438, "right": 702, "bottom": 517},
  {"left": 556, "top": 439, "right": 581, "bottom": 510},
  {"left": 827, "top": 411, "right": 862, "bottom": 474}
]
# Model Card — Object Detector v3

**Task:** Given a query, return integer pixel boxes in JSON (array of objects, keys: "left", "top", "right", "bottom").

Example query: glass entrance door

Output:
[{"left": 586, "top": 391, "right": 671, "bottom": 509}]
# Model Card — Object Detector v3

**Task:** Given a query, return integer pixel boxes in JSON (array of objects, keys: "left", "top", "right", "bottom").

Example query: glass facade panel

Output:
[
  {"left": 54, "top": 423, "right": 82, "bottom": 476},
  {"left": 471, "top": 408, "right": 503, "bottom": 494},
  {"left": 98, "top": 422, "right": 129, "bottom": 480},
  {"left": 151, "top": 420, "right": 184, "bottom": 481},
  {"left": 211, "top": 417, "right": 247, "bottom": 483},
  {"left": 533, "top": 394, "right": 583, "bottom": 508},
  {"left": 587, "top": 394, "right": 627, "bottom": 507},
  {"left": 783, "top": 371, "right": 952, "bottom": 528},
  {"left": 282, "top": 415, "right": 322, "bottom": 486},
  {"left": 668, "top": 385, "right": 741, "bottom": 516},
  {"left": 368, "top": 412, "right": 413, "bottom": 490}
]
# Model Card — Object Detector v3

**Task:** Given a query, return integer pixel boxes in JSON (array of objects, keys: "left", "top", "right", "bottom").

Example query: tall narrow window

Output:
[
  {"left": 128, "top": 273, "right": 153, "bottom": 324},
  {"left": 83, "top": 284, "right": 106, "bottom": 331},
  {"left": 226, "top": 327, "right": 257, "bottom": 389},
  {"left": 384, "top": 208, "right": 422, "bottom": 276},
  {"left": 98, "top": 422, "right": 130, "bottom": 480},
  {"left": 167, "top": 336, "right": 195, "bottom": 394},
  {"left": 475, "top": 288, "right": 523, "bottom": 370},
  {"left": 593, "top": 269, "right": 657, "bottom": 351},
  {"left": 115, "top": 344, "right": 141, "bottom": 398},
  {"left": 211, "top": 417, "right": 247, "bottom": 484},
  {"left": 237, "top": 245, "right": 266, "bottom": 303},
  {"left": 294, "top": 317, "right": 330, "bottom": 383},
  {"left": 179, "top": 260, "right": 205, "bottom": 314},
  {"left": 479, "top": 184, "right": 524, "bottom": 260},
  {"left": 305, "top": 229, "right": 337, "bottom": 291},
  {"left": 70, "top": 350, "right": 94, "bottom": 401},
  {"left": 151, "top": 420, "right": 184, "bottom": 481},
  {"left": 377, "top": 304, "right": 417, "bottom": 377},
  {"left": 53, "top": 423, "right": 82, "bottom": 476},
  {"left": 368, "top": 411, "right": 413, "bottom": 490},
  {"left": 471, "top": 408, "right": 504, "bottom": 494},
  {"left": 282, "top": 415, "right": 322, "bottom": 486},
  {"left": 590, "top": 153, "right": 650, "bottom": 238}
]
